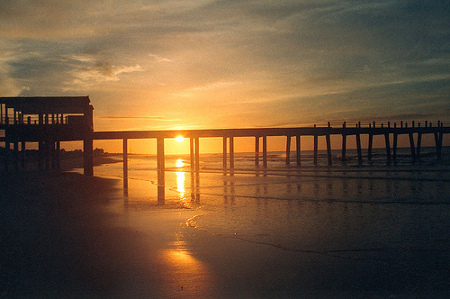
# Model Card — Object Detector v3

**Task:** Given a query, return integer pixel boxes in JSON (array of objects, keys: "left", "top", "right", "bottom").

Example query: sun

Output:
[{"left": 175, "top": 136, "right": 184, "bottom": 142}]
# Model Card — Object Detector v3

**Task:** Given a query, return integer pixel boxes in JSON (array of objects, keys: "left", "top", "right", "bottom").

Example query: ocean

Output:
[{"left": 77, "top": 146, "right": 450, "bottom": 296}]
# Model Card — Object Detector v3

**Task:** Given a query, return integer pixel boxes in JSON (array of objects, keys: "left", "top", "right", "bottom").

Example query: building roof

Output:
[{"left": 0, "top": 96, "right": 91, "bottom": 114}]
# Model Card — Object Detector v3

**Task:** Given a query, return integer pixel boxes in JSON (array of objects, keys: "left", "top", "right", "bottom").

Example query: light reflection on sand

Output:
[{"left": 157, "top": 233, "right": 214, "bottom": 296}]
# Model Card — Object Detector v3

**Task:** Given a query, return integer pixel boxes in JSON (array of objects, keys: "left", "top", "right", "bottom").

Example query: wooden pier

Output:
[
  {"left": 93, "top": 121, "right": 448, "bottom": 201},
  {"left": 1, "top": 97, "right": 448, "bottom": 183}
]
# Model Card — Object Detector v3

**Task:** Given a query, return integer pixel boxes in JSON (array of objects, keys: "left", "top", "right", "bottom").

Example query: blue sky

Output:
[{"left": 1, "top": 0, "right": 449, "bottom": 132}]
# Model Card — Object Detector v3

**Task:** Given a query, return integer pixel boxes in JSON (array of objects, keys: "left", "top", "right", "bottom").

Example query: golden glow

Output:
[
  {"left": 175, "top": 159, "right": 186, "bottom": 199},
  {"left": 176, "top": 171, "right": 186, "bottom": 199},
  {"left": 176, "top": 158, "right": 184, "bottom": 168},
  {"left": 175, "top": 136, "right": 184, "bottom": 142}
]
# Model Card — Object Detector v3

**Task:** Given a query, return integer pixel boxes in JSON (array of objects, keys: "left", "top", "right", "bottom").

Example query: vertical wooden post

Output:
[
  {"left": 416, "top": 133, "right": 422, "bottom": 160},
  {"left": 56, "top": 141, "right": 60, "bottom": 172},
  {"left": 38, "top": 141, "right": 43, "bottom": 171},
  {"left": 262, "top": 136, "right": 267, "bottom": 168},
  {"left": 313, "top": 131, "right": 318, "bottom": 165},
  {"left": 13, "top": 142, "right": 19, "bottom": 171},
  {"left": 44, "top": 142, "right": 50, "bottom": 171},
  {"left": 255, "top": 136, "right": 260, "bottom": 167},
  {"left": 195, "top": 137, "right": 200, "bottom": 172},
  {"left": 229, "top": 137, "right": 234, "bottom": 170},
  {"left": 296, "top": 135, "right": 301, "bottom": 166},
  {"left": 393, "top": 132, "right": 398, "bottom": 161},
  {"left": 356, "top": 133, "right": 362, "bottom": 165},
  {"left": 409, "top": 133, "right": 416, "bottom": 160},
  {"left": 326, "top": 134, "right": 332, "bottom": 166},
  {"left": 326, "top": 123, "right": 332, "bottom": 166},
  {"left": 384, "top": 133, "right": 391, "bottom": 163},
  {"left": 50, "top": 142, "right": 56, "bottom": 170},
  {"left": 12, "top": 142, "right": 18, "bottom": 171},
  {"left": 313, "top": 124, "right": 318, "bottom": 165},
  {"left": 21, "top": 141, "right": 26, "bottom": 169},
  {"left": 368, "top": 125, "right": 373, "bottom": 162},
  {"left": 123, "top": 138, "right": 128, "bottom": 189},
  {"left": 285, "top": 135, "right": 291, "bottom": 165},
  {"left": 190, "top": 138, "right": 195, "bottom": 172},
  {"left": 341, "top": 122, "right": 346, "bottom": 162},
  {"left": 3, "top": 141, "right": 10, "bottom": 173},
  {"left": 223, "top": 137, "right": 227, "bottom": 170},
  {"left": 435, "top": 130, "right": 443, "bottom": 159},
  {"left": 157, "top": 137, "right": 165, "bottom": 203},
  {"left": 83, "top": 105, "right": 94, "bottom": 176}
]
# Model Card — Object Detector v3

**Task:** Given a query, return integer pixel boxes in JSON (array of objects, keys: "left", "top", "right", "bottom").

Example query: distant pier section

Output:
[{"left": 1, "top": 96, "right": 449, "bottom": 180}]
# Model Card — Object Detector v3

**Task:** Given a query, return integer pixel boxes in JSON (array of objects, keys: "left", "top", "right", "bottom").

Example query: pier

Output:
[
  {"left": 1, "top": 97, "right": 449, "bottom": 184},
  {"left": 94, "top": 121, "right": 447, "bottom": 173}
]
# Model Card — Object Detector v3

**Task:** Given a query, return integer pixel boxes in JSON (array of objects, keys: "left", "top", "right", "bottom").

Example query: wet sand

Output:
[
  {"left": 1, "top": 169, "right": 449, "bottom": 298},
  {"left": 1, "top": 172, "right": 164, "bottom": 298}
]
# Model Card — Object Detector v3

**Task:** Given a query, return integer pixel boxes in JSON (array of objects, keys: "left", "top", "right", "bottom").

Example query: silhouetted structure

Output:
[
  {"left": 2, "top": 96, "right": 448, "bottom": 203},
  {"left": 1, "top": 96, "right": 93, "bottom": 175}
]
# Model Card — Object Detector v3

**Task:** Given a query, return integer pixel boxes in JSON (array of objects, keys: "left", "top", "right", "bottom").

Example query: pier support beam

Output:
[
  {"left": 229, "top": 137, "right": 234, "bottom": 170},
  {"left": 262, "top": 136, "right": 267, "bottom": 168},
  {"left": 313, "top": 132, "right": 318, "bottom": 166},
  {"left": 222, "top": 137, "right": 227, "bottom": 170},
  {"left": 123, "top": 138, "right": 128, "bottom": 189},
  {"left": 3, "top": 141, "right": 10, "bottom": 173},
  {"left": 83, "top": 137, "right": 93, "bottom": 176},
  {"left": 255, "top": 137, "right": 260, "bottom": 167},
  {"left": 56, "top": 141, "right": 60, "bottom": 172},
  {"left": 326, "top": 133, "right": 332, "bottom": 166},
  {"left": 368, "top": 133, "right": 373, "bottom": 162},
  {"left": 191, "top": 138, "right": 195, "bottom": 172},
  {"left": 435, "top": 131, "right": 443, "bottom": 159},
  {"left": 285, "top": 136, "right": 291, "bottom": 165},
  {"left": 416, "top": 133, "right": 422, "bottom": 160},
  {"left": 157, "top": 137, "right": 165, "bottom": 203},
  {"left": 21, "top": 141, "right": 26, "bottom": 170},
  {"left": 384, "top": 133, "right": 391, "bottom": 163},
  {"left": 195, "top": 137, "right": 200, "bottom": 172},
  {"left": 341, "top": 122, "right": 347, "bottom": 162},
  {"left": 296, "top": 135, "right": 301, "bottom": 166},
  {"left": 356, "top": 133, "right": 362, "bottom": 165},
  {"left": 83, "top": 105, "right": 94, "bottom": 176},
  {"left": 409, "top": 133, "right": 416, "bottom": 161},
  {"left": 341, "top": 134, "right": 346, "bottom": 162},
  {"left": 13, "top": 142, "right": 19, "bottom": 171},
  {"left": 393, "top": 133, "right": 398, "bottom": 161}
]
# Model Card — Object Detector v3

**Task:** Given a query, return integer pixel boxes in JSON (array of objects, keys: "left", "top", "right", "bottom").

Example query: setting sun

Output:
[{"left": 175, "top": 136, "right": 184, "bottom": 142}]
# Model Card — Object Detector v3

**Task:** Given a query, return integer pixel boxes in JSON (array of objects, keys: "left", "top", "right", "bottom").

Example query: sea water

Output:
[{"left": 86, "top": 147, "right": 450, "bottom": 295}]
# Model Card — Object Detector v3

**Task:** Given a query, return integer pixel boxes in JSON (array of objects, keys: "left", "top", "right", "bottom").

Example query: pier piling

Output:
[
  {"left": 123, "top": 138, "right": 128, "bottom": 189},
  {"left": 286, "top": 136, "right": 291, "bottom": 165},
  {"left": 157, "top": 137, "right": 165, "bottom": 203}
]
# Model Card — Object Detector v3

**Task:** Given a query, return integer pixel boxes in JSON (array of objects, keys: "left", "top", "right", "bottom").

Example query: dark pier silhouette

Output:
[
  {"left": 1, "top": 96, "right": 94, "bottom": 175},
  {"left": 1, "top": 97, "right": 448, "bottom": 192}
]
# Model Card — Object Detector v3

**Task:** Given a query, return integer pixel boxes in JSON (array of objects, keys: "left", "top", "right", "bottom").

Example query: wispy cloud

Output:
[{"left": 0, "top": 0, "right": 448, "bottom": 129}]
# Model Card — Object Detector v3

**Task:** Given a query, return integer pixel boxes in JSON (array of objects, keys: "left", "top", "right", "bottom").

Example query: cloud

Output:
[
  {"left": 0, "top": 0, "right": 448, "bottom": 130},
  {"left": 66, "top": 59, "right": 143, "bottom": 89}
]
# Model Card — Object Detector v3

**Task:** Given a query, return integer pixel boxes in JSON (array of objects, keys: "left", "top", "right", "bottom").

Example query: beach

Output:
[{"left": 1, "top": 149, "right": 450, "bottom": 298}]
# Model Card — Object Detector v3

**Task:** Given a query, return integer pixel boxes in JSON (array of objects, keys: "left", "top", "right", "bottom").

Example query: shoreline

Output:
[{"left": 1, "top": 159, "right": 449, "bottom": 298}]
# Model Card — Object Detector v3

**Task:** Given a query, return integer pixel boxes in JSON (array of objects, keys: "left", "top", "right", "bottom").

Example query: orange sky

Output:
[{"left": 1, "top": 1, "right": 449, "bottom": 153}]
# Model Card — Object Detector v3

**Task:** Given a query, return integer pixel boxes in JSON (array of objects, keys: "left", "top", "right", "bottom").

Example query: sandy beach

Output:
[{"left": 2, "top": 153, "right": 450, "bottom": 298}]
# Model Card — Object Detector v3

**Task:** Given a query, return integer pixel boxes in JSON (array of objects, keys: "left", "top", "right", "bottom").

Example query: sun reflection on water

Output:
[{"left": 176, "top": 159, "right": 186, "bottom": 200}]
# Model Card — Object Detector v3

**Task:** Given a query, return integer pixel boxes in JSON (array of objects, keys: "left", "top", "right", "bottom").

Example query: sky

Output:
[{"left": 1, "top": 0, "right": 449, "bottom": 152}]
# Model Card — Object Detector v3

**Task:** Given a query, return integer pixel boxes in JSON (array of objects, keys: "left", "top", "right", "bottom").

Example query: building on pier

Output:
[{"left": 0, "top": 96, "right": 94, "bottom": 174}]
